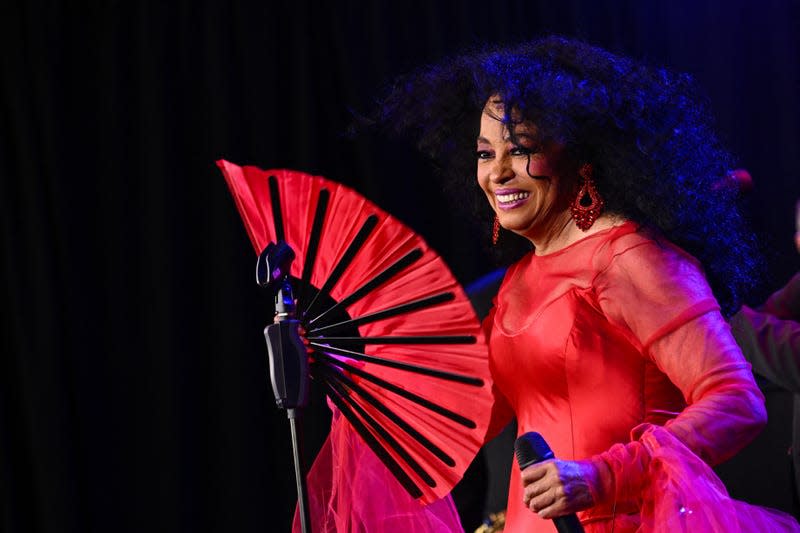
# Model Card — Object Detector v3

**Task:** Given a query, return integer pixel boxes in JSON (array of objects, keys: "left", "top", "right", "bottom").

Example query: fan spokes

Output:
[
  {"left": 303, "top": 213, "right": 380, "bottom": 319},
  {"left": 268, "top": 175, "right": 285, "bottom": 242},
  {"left": 314, "top": 360, "right": 457, "bottom": 467},
  {"left": 298, "top": 187, "right": 329, "bottom": 307},
  {"left": 309, "top": 335, "right": 475, "bottom": 345},
  {"left": 319, "top": 374, "right": 426, "bottom": 499},
  {"left": 319, "top": 365, "right": 449, "bottom": 483},
  {"left": 307, "top": 248, "right": 424, "bottom": 326},
  {"left": 312, "top": 351, "right": 477, "bottom": 429},
  {"left": 309, "top": 342, "right": 483, "bottom": 386},
  {"left": 308, "top": 292, "right": 455, "bottom": 335}
]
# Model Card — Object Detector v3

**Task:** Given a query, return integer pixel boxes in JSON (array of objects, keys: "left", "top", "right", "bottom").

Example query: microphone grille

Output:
[{"left": 514, "top": 432, "right": 555, "bottom": 469}]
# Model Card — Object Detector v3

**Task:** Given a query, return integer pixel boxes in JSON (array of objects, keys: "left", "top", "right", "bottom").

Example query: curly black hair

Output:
[{"left": 369, "top": 35, "right": 759, "bottom": 317}]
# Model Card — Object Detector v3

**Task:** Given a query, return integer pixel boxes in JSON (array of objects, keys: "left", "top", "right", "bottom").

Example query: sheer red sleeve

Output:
[{"left": 587, "top": 239, "right": 766, "bottom": 505}]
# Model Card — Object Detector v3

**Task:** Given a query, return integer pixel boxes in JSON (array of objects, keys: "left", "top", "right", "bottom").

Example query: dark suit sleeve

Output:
[
  {"left": 730, "top": 304, "right": 800, "bottom": 393},
  {"left": 760, "top": 272, "right": 800, "bottom": 321}
]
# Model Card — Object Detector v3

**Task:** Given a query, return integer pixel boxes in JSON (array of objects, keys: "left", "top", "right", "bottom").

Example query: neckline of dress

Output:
[{"left": 532, "top": 220, "right": 637, "bottom": 260}]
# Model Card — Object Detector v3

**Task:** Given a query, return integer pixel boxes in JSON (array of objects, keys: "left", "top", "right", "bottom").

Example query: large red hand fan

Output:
[{"left": 217, "top": 160, "right": 493, "bottom": 504}]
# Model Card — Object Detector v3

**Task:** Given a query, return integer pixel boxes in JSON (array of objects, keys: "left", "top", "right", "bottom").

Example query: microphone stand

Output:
[
  {"left": 259, "top": 243, "right": 312, "bottom": 533},
  {"left": 287, "top": 406, "right": 311, "bottom": 533}
]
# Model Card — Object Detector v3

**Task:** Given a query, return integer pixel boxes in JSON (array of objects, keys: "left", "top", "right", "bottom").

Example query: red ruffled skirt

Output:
[{"left": 295, "top": 421, "right": 800, "bottom": 532}]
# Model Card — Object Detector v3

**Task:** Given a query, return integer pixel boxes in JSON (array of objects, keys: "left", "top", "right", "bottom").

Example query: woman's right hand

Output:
[{"left": 521, "top": 458, "right": 598, "bottom": 519}]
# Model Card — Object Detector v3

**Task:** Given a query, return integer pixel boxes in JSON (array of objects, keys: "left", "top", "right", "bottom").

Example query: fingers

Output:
[
  {"left": 533, "top": 495, "right": 566, "bottom": 519},
  {"left": 524, "top": 481, "right": 568, "bottom": 519},
  {"left": 520, "top": 459, "right": 595, "bottom": 519},
  {"left": 526, "top": 486, "right": 562, "bottom": 515},
  {"left": 520, "top": 461, "right": 550, "bottom": 484},
  {"left": 521, "top": 461, "right": 556, "bottom": 511}
]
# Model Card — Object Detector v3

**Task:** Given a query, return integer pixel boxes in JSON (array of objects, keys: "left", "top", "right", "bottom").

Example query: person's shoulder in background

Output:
[{"left": 760, "top": 273, "right": 800, "bottom": 322}]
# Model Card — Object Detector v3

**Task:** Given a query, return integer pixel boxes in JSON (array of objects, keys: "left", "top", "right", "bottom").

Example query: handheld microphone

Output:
[{"left": 514, "top": 432, "right": 585, "bottom": 533}]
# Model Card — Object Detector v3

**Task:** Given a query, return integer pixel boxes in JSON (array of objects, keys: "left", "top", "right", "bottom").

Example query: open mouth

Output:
[{"left": 496, "top": 191, "right": 530, "bottom": 209}]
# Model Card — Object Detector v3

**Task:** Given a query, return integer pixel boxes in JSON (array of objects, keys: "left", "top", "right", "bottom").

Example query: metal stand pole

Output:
[{"left": 288, "top": 408, "right": 311, "bottom": 533}]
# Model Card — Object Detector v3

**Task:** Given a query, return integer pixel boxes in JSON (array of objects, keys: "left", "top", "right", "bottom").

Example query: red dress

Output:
[{"left": 487, "top": 222, "right": 798, "bottom": 532}]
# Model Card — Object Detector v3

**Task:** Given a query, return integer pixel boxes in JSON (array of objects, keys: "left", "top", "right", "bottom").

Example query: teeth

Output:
[{"left": 496, "top": 192, "right": 530, "bottom": 203}]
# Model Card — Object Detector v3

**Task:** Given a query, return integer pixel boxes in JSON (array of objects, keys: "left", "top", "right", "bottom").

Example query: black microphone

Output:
[
  {"left": 514, "top": 432, "right": 585, "bottom": 533},
  {"left": 258, "top": 242, "right": 309, "bottom": 413},
  {"left": 264, "top": 279, "right": 309, "bottom": 411}
]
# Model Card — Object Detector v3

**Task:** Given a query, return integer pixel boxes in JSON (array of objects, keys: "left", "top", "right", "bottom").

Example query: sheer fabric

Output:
[{"left": 292, "top": 411, "right": 462, "bottom": 532}]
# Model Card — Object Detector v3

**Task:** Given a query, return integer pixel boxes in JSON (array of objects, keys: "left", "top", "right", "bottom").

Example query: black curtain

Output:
[{"left": 2, "top": 1, "right": 799, "bottom": 532}]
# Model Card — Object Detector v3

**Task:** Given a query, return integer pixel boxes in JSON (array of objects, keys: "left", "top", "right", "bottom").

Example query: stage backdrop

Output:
[{"left": 2, "top": 1, "right": 799, "bottom": 532}]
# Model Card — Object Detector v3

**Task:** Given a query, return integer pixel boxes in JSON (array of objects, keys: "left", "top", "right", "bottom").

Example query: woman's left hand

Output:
[{"left": 521, "top": 459, "right": 597, "bottom": 519}]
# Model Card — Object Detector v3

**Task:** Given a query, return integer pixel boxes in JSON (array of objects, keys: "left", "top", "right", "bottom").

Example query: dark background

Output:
[{"left": 2, "top": 1, "right": 799, "bottom": 532}]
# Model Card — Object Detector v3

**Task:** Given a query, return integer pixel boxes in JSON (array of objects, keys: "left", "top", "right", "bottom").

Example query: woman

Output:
[{"left": 369, "top": 37, "right": 800, "bottom": 532}]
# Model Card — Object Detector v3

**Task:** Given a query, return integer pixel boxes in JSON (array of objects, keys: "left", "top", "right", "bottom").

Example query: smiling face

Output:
[{"left": 476, "top": 100, "right": 575, "bottom": 248}]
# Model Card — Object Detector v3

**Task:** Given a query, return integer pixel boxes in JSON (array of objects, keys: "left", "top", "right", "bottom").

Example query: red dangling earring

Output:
[
  {"left": 570, "top": 163, "right": 604, "bottom": 231},
  {"left": 492, "top": 215, "right": 500, "bottom": 245}
]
